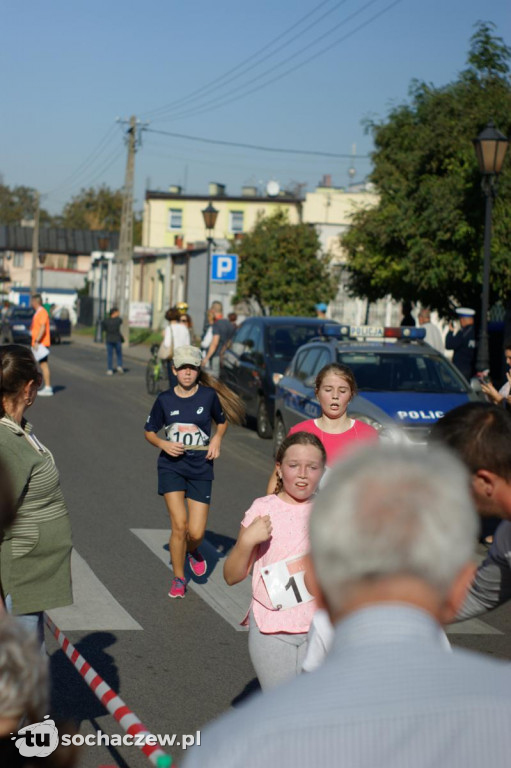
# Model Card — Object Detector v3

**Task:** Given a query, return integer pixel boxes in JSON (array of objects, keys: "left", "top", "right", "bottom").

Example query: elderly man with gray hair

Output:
[{"left": 183, "top": 444, "right": 511, "bottom": 768}]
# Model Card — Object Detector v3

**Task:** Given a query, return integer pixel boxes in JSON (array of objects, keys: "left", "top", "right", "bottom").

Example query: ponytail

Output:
[{"left": 198, "top": 370, "right": 245, "bottom": 425}]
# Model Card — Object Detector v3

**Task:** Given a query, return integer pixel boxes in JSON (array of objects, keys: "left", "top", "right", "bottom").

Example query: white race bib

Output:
[
  {"left": 261, "top": 553, "right": 314, "bottom": 610},
  {"left": 166, "top": 422, "right": 209, "bottom": 449}
]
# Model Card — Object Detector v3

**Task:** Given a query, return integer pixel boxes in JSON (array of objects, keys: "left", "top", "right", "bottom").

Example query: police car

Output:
[{"left": 273, "top": 324, "right": 482, "bottom": 453}]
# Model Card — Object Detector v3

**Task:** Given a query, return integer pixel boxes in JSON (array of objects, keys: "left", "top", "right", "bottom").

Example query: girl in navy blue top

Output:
[{"left": 145, "top": 345, "right": 244, "bottom": 598}]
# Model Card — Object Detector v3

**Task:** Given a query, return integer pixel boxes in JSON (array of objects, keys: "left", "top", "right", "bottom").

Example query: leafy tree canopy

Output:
[
  {"left": 0, "top": 183, "right": 142, "bottom": 244},
  {"left": 56, "top": 185, "right": 142, "bottom": 244},
  {"left": 0, "top": 184, "right": 52, "bottom": 226},
  {"left": 233, "top": 210, "right": 336, "bottom": 316},
  {"left": 342, "top": 21, "right": 511, "bottom": 316}
]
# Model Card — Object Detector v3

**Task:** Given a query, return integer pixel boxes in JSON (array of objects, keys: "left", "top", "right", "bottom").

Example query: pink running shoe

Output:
[
  {"left": 168, "top": 577, "right": 186, "bottom": 598},
  {"left": 187, "top": 549, "right": 207, "bottom": 577}
]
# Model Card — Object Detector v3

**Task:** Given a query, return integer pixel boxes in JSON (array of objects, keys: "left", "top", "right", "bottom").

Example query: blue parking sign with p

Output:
[{"left": 211, "top": 254, "right": 238, "bottom": 282}]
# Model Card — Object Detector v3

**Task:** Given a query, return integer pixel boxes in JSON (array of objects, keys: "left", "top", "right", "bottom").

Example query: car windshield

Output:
[
  {"left": 10, "top": 309, "right": 33, "bottom": 321},
  {"left": 337, "top": 351, "right": 468, "bottom": 394},
  {"left": 268, "top": 325, "right": 321, "bottom": 360}
]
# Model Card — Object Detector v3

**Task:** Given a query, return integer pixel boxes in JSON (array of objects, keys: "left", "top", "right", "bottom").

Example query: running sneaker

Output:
[
  {"left": 168, "top": 577, "right": 186, "bottom": 599},
  {"left": 38, "top": 386, "right": 54, "bottom": 397},
  {"left": 117, "top": 366, "right": 124, "bottom": 374},
  {"left": 187, "top": 549, "right": 207, "bottom": 577}
]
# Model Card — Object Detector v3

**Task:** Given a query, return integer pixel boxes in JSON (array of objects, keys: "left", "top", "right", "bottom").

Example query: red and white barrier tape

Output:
[{"left": 45, "top": 614, "right": 172, "bottom": 766}]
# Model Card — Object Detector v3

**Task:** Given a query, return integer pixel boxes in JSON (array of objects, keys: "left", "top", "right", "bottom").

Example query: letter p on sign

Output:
[{"left": 211, "top": 254, "right": 238, "bottom": 282}]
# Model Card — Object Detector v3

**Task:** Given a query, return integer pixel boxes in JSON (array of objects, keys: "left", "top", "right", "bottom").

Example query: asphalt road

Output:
[{"left": 24, "top": 339, "right": 511, "bottom": 767}]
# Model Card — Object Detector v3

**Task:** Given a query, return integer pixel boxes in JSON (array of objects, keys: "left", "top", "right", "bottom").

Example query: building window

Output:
[
  {"left": 13, "top": 252, "right": 24, "bottom": 267},
  {"left": 229, "top": 210, "right": 244, "bottom": 233},
  {"left": 68, "top": 255, "right": 78, "bottom": 270},
  {"left": 168, "top": 208, "right": 183, "bottom": 230}
]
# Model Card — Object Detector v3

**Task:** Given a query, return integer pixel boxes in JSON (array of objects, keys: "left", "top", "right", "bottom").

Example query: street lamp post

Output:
[
  {"left": 472, "top": 120, "right": 509, "bottom": 374},
  {"left": 38, "top": 253, "right": 47, "bottom": 293},
  {"left": 201, "top": 201, "right": 219, "bottom": 315}
]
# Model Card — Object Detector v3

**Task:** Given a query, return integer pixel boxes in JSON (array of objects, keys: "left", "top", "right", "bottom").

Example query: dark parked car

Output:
[
  {"left": 220, "top": 316, "right": 337, "bottom": 438},
  {"left": 1, "top": 306, "right": 71, "bottom": 345}
]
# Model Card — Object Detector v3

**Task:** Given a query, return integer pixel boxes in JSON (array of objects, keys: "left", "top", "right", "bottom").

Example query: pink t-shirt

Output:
[
  {"left": 241, "top": 495, "right": 317, "bottom": 635},
  {"left": 289, "top": 418, "right": 378, "bottom": 467}
]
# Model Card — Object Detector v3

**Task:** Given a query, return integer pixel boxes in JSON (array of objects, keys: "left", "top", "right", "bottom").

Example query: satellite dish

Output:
[{"left": 266, "top": 180, "right": 280, "bottom": 197}]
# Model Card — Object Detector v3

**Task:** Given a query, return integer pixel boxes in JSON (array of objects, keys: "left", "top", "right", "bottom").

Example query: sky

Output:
[{"left": 1, "top": 0, "right": 509, "bottom": 216}]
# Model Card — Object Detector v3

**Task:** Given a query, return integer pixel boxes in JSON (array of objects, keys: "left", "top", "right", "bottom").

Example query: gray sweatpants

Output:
[{"left": 248, "top": 610, "right": 307, "bottom": 691}]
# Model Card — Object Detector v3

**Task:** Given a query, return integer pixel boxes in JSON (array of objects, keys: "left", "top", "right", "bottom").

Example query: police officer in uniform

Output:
[{"left": 445, "top": 307, "right": 476, "bottom": 380}]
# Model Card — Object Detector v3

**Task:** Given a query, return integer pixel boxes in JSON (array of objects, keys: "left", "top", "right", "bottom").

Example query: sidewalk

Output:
[{"left": 70, "top": 333, "right": 151, "bottom": 365}]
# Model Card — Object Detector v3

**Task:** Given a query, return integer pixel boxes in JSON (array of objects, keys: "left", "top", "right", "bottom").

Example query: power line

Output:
[
  {"left": 145, "top": 127, "right": 369, "bottom": 159},
  {"left": 167, "top": 0, "right": 400, "bottom": 123},
  {"left": 141, "top": 0, "right": 336, "bottom": 119},
  {"left": 43, "top": 123, "right": 119, "bottom": 197},
  {"left": 145, "top": 0, "right": 350, "bottom": 122}
]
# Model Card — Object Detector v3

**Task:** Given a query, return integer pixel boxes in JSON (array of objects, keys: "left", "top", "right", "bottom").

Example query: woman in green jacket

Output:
[{"left": 0, "top": 344, "right": 72, "bottom": 645}]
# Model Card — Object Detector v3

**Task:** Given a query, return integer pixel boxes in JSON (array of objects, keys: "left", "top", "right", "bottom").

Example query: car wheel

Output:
[
  {"left": 273, "top": 415, "right": 287, "bottom": 456},
  {"left": 256, "top": 398, "right": 273, "bottom": 439}
]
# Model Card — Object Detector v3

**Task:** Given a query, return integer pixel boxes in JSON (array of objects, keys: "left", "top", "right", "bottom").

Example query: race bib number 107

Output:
[
  {"left": 166, "top": 422, "right": 209, "bottom": 448},
  {"left": 261, "top": 553, "right": 314, "bottom": 610}
]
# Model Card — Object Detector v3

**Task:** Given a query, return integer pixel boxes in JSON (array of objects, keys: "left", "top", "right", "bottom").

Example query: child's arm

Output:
[
  {"left": 206, "top": 421, "right": 227, "bottom": 460},
  {"left": 144, "top": 430, "right": 184, "bottom": 457},
  {"left": 224, "top": 515, "right": 272, "bottom": 586}
]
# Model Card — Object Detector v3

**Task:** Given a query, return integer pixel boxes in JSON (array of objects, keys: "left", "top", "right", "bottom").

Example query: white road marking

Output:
[
  {"left": 47, "top": 549, "right": 142, "bottom": 631},
  {"left": 131, "top": 529, "right": 250, "bottom": 631},
  {"left": 447, "top": 618, "right": 503, "bottom": 635}
]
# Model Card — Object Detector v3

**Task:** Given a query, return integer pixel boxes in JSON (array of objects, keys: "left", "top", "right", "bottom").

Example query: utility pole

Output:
[
  {"left": 30, "top": 190, "right": 40, "bottom": 295},
  {"left": 116, "top": 115, "right": 146, "bottom": 346}
]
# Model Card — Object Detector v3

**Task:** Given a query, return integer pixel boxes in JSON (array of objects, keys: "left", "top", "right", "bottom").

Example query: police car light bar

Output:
[
  {"left": 383, "top": 327, "right": 426, "bottom": 340},
  {"left": 322, "top": 324, "right": 426, "bottom": 341},
  {"left": 322, "top": 323, "right": 349, "bottom": 337}
]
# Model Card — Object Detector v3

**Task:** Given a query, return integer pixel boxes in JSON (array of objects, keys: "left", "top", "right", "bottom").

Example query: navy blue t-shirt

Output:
[{"left": 145, "top": 385, "right": 226, "bottom": 480}]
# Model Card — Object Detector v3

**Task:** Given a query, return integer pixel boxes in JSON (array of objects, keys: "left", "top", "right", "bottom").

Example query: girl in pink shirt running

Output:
[
  {"left": 267, "top": 363, "right": 378, "bottom": 493},
  {"left": 224, "top": 432, "right": 326, "bottom": 690}
]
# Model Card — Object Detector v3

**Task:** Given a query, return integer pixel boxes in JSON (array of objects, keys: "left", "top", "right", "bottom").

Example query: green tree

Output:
[
  {"left": 233, "top": 210, "right": 336, "bottom": 315},
  {"left": 0, "top": 184, "right": 52, "bottom": 225},
  {"left": 342, "top": 22, "right": 511, "bottom": 316},
  {"left": 57, "top": 185, "right": 142, "bottom": 244}
]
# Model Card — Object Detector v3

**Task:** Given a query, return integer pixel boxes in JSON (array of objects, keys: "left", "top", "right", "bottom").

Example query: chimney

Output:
[
  {"left": 320, "top": 174, "right": 332, "bottom": 188},
  {"left": 169, "top": 185, "right": 182, "bottom": 194},
  {"left": 242, "top": 185, "right": 258, "bottom": 197},
  {"left": 209, "top": 182, "right": 226, "bottom": 197}
]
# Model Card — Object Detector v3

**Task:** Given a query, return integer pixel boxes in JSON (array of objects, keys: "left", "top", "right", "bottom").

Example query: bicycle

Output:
[{"left": 145, "top": 344, "right": 167, "bottom": 395}]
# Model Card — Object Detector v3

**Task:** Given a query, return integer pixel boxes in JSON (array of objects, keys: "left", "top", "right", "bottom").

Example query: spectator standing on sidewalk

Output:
[
  {"left": 400, "top": 300, "right": 415, "bottom": 327},
  {"left": 418, "top": 308, "right": 444, "bottom": 353},
  {"left": 445, "top": 308, "right": 476, "bottom": 381},
  {"left": 102, "top": 307, "right": 124, "bottom": 375},
  {"left": 202, "top": 302, "right": 235, "bottom": 376},
  {"left": 30, "top": 294, "right": 53, "bottom": 396},
  {"left": 480, "top": 339, "right": 511, "bottom": 408}
]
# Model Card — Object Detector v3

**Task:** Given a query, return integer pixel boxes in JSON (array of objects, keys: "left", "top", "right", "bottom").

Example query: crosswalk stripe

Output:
[
  {"left": 131, "top": 530, "right": 505, "bottom": 636},
  {"left": 47, "top": 549, "right": 142, "bottom": 631},
  {"left": 446, "top": 617, "right": 503, "bottom": 635},
  {"left": 131, "top": 529, "right": 251, "bottom": 631}
]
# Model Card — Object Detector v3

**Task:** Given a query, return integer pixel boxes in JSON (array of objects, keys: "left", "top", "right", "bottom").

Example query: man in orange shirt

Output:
[{"left": 31, "top": 294, "right": 53, "bottom": 396}]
